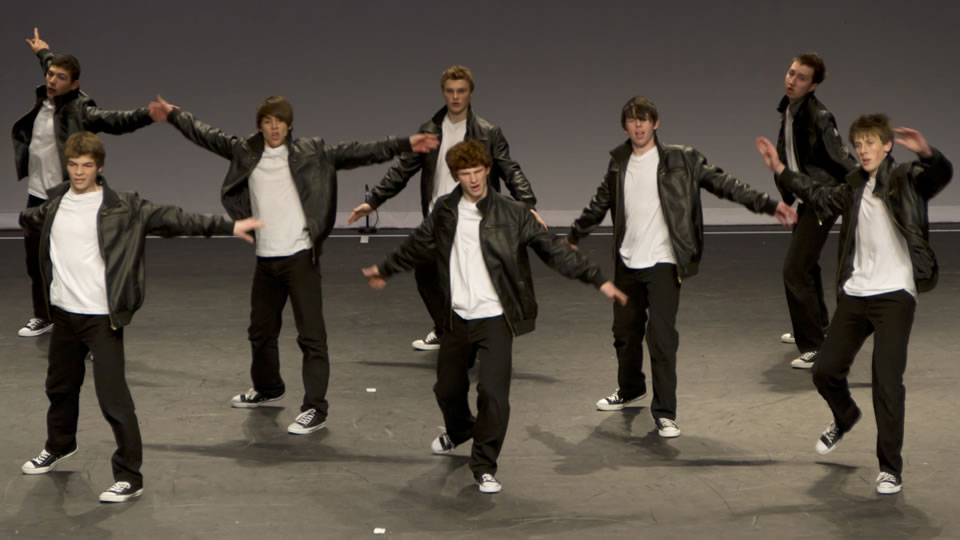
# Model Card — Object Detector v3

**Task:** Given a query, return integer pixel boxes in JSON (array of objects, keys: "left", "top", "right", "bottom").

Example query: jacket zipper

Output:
[{"left": 98, "top": 204, "right": 118, "bottom": 330}]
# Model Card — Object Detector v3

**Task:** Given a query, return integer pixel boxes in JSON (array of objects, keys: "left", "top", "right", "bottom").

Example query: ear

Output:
[
  {"left": 653, "top": 119, "right": 661, "bottom": 130},
  {"left": 809, "top": 82, "right": 819, "bottom": 93},
  {"left": 883, "top": 140, "right": 893, "bottom": 153},
  {"left": 70, "top": 80, "right": 79, "bottom": 91}
]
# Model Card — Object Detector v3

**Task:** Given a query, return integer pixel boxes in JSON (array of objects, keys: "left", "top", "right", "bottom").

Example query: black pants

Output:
[
  {"left": 612, "top": 259, "right": 681, "bottom": 420},
  {"left": 24, "top": 195, "right": 47, "bottom": 320},
  {"left": 45, "top": 307, "right": 142, "bottom": 487},
  {"left": 783, "top": 204, "right": 836, "bottom": 353},
  {"left": 248, "top": 250, "right": 330, "bottom": 418},
  {"left": 434, "top": 314, "right": 513, "bottom": 479},
  {"left": 812, "top": 291, "right": 915, "bottom": 480},
  {"left": 415, "top": 261, "right": 448, "bottom": 337}
]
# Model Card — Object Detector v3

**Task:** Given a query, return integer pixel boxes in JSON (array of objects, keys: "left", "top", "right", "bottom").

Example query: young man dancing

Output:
[
  {"left": 348, "top": 65, "right": 545, "bottom": 352},
  {"left": 19, "top": 132, "right": 261, "bottom": 503},
  {"left": 362, "top": 140, "right": 626, "bottom": 493},
  {"left": 149, "top": 95, "right": 438, "bottom": 434},
  {"left": 757, "top": 115, "right": 952, "bottom": 494},
  {"left": 13, "top": 28, "right": 154, "bottom": 338},
  {"left": 774, "top": 53, "right": 859, "bottom": 368},
  {"left": 569, "top": 96, "right": 796, "bottom": 438}
]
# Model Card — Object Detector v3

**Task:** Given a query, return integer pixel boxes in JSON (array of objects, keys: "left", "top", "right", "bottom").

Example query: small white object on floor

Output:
[
  {"left": 360, "top": 235, "right": 370, "bottom": 244},
  {"left": 366, "top": 388, "right": 377, "bottom": 393},
  {"left": 374, "top": 527, "right": 386, "bottom": 534}
]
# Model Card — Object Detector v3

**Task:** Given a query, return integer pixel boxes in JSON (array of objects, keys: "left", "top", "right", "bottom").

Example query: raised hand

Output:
[
  {"left": 347, "top": 202, "right": 374, "bottom": 225},
  {"left": 233, "top": 217, "right": 264, "bottom": 244},
  {"left": 600, "top": 281, "right": 628, "bottom": 306},
  {"left": 529, "top": 208, "right": 548, "bottom": 230},
  {"left": 148, "top": 95, "right": 179, "bottom": 123},
  {"left": 25, "top": 27, "right": 49, "bottom": 54},
  {"left": 774, "top": 201, "right": 797, "bottom": 227},
  {"left": 410, "top": 133, "right": 440, "bottom": 153},
  {"left": 755, "top": 136, "right": 785, "bottom": 174},
  {"left": 362, "top": 265, "right": 387, "bottom": 289},
  {"left": 894, "top": 127, "right": 932, "bottom": 157}
]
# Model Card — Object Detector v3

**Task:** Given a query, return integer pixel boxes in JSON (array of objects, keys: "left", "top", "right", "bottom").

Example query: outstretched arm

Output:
[
  {"left": 567, "top": 160, "right": 616, "bottom": 246},
  {"left": 149, "top": 96, "right": 238, "bottom": 161},
  {"left": 83, "top": 105, "right": 154, "bottom": 135},
  {"left": 328, "top": 133, "right": 438, "bottom": 171},
  {"left": 369, "top": 210, "right": 440, "bottom": 284},
  {"left": 366, "top": 150, "right": 427, "bottom": 210},
  {"left": 756, "top": 136, "right": 850, "bottom": 218},
  {"left": 695, "top": 149, "right": 784, "bottom": 219},
  {"left": 26, "top": 27, "right": 53, "bottom": 74},
  {"left": 141, "top": 198, "right": 257, "bottom": 239}
]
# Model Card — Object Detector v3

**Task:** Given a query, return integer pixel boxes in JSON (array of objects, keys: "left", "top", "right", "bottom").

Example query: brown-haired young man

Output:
[
  {"left": 362, "top": 140, "right": 626, "bottom": 494},
  {"left": 148, "top": 95, "right": 438, "bottom": 435},
  {"left": 569, "top": 96, "right": 796, "bottom": 438},
  {"left": 12, "top": 28, "right": 155, "bottom": 339},
  {"left": 775, "top": 53, "right": 859, "bottom": 369},
  {"left": 19, "top": 132, "right": 262, "bottom": 503},
  {"left": 348, "top": 65, "right": 545, "bottom": 352},
  {"left": 757, "top": 115, "right": 952, "bottom": 495}
]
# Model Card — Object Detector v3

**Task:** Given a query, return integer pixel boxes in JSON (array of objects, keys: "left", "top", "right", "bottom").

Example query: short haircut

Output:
[
  {"left": 446, "top": 139, "right": 492, "bottom": 176},
  {"left": 64, "top": 131, "right": 105, "bottom": 168},
  {"left": 256, "top": 96, "right": 294, "bottom": 128},
  {"left": 793, "top": 53, "right": 826, "bottom": 85},
  {"left": 49, "top": 54, "right": 81, "bottom": 82},
  {"left": 620, "top": 96, "right": 659, "bottom": 129},
  {"left": 441, "top": 65, "right": 475, "bottom": 92},
  {"left": 849, "top": 114, "right": 894, "bottom": 145}
]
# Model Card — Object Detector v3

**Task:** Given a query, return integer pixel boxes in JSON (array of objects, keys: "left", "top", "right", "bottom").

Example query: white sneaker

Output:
[
  {"left": 412, "top": 330, "right": 441, "bottom": 351},
  {"left": 791, "top": 351, "right": 818, "bottom": 369},
  {"left": 287, "top": 408, "right": 326, "bottom": 435},
  {"left": 477, "top": 473, "right": 502, "bottom": 493},
  {"left": 656, "top": 418, "right": 681, "bottom": 438},
  {"left": 18, "top": 318, "right": 53, "bottom": 337},
  {"left": 876, "top": 472, "right": 902, "bottom": 494},
  {"left": 431, "top": 432, "right": 455, "bottom": 454},
  {"left": 780, "top": 332, "right": 796, "bottom": 344},
  {"left": 99, "top": 481, "right": 143, "bottom": 503}
]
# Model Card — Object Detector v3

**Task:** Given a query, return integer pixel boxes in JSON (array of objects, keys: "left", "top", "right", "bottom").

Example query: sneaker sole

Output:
[
  {"left": 230, "top": 393, "right": 285, "bottom": 409},
  {"left": 877, "top": 483, "right": 902, "bottom": 495},
  {"left": 18, "top": 326, "right": 53, "bottom": 338},
  {"left": 478, "top": 484, "right": 502, "bottom": 494},
  {"left": 22, "top": 447, "right": 78, "bottom": 475},
  {"left": 781, "top": 337, "right": 796, "bottom": 344},
  {"left": 815, "top": 439, "right": 839, "bottom": 455},
  {"left": 658, "top": 429, "right": 681, "bottom": 438},
  {"left": 412, "top": 342, "right": 441, "bottom": 351},
  {"left": 791, "top": 360, "right": 815, "bottom": 369},
  {"left": 99, "top": 488, "right": 143, "bottom": 503},
  {"left": 288, "top": 421, "right": 327, "bottom": 435}
]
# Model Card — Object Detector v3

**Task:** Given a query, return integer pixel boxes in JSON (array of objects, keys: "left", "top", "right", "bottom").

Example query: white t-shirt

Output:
[
  {"left": 429, "top": 116, "right": 467, "bottom": 212},
  {"left": 618, "top": 149, "right": 676, "bottom": 269},
  {"left": 449, "top": 198, "right": 503, "bottom": 320},
  {"left": 26, "top": 100, "right": 63, "bottom": 200},
  {"left": 249, "top": 144, "right": 313, "bottom": 257},
  {"left": 843, "top": 176, "right": 917, "bottom": 299},
  {"left": 50, "top": 190, "right": 109, "bottom": 314},
  {"left": 784, "top": 105, "right": 800, "bottom": 173}
]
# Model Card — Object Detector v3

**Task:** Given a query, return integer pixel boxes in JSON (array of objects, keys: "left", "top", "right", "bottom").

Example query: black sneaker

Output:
[
  {"left": 287, "top": 408, "right": 326, "bottom": 434},
  {"left": 815, "top": 409, "right": 861, "bottom": 455},
  {"left": 596, "top": 388, "right": 646, "bottom": 411},
  {"left": 655, "top": 418, "right": 681, "bottom": 438},
  {"left": 18, "top": 318, "right": 53, "bottom": 337},
  {"left": 412, "top": 330, "right": 441, "bottom": 351},
  {"left": 99, "top": 481, "right": 143, "bottom": 503},
  {"left": 230, "top": 388, "right": 284, "bottom": 409},
  {"left": 876, "top": 472, "right": 902, "bottom": 494},
  {"left": 791, "top": 351, "right": 818, "bottom": 369},
  {"left": 477, "top": 473, "right": 502, "bottom": 494},
  {"left": 21, "top": 446, "right": 78, "bottom": 474}
]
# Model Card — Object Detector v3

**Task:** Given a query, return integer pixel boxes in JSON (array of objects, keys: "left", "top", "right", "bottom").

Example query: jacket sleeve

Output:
[
  {"left": 567, "top": 159, "right": 616, "bottom": 244},
  {"left": 139, "top": 198, "right": 235, "bottom": 238},
  {"left": 378, "top": 209, "right": 439, "bottom": 277},
  {"left": 83, "top": 105, "right": 154, "bottom": 135},
  {"left": 815, "top": 109, "right": 859, "bottom": 176},
  {"left": 19, "top": 203, "right": 49, "bottom": 233},
  {"left": 326, "top": 137, "right": 414, "bottom": 171},
  {"left": 491, "top": 127, "right": 537, "bottom": 207},
  {"left": 166, "top": 109, "right": 238, "bottom": 161},
  {"left": 695, "top": 151, "right": 779, "bottom": 215},
  {"left": 911, "top": 147, "right": 953, "bottom": 200},
  {"left": 367, "top": 151, "right": 425, "bottom": 209},
  {"left": 36, "top": 48, "right": 54, "bottom": 74},
  {"left": 524, "top": 210, "right": 607, "bottom": 288},
  {"left": 775, "top": 169, "right": 850, "bottom": 219}
]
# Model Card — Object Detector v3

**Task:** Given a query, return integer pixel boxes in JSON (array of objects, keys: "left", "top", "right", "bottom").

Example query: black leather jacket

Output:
[
  {"left": 20, "top": 178, "right": 235, "bottom": 329},
  {"left": 167, "top": 109, "right": 413, "bottom": 259},
  {"left": 567, "top": 138, "right": 780, "bottom": 280},
  {"left": 12, "top": 49, "right": 153, "bottom": 186},
  {"left": 777, "top": 149, "right": 952, "bottom": 296},
  {"left": 379, "top": 187, "right": 606, "bottom": 336},
  {"left": 775, "top": 92, "right": 858, "bottom": 205},
  {"left": 368, "top": 106, "right": 537, "bottom": 216}
]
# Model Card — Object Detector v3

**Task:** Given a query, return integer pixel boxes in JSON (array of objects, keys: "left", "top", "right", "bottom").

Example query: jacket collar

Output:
[
  {"left": 35, "top": 85, "right": 85, "bottom": 110},
  {"left": 777, "top": 92, "right": 816, "bottom": 115},
  {"left": 247, "top": 131, "right": 294, "bottom": 156},
  {"left": 437, "top": 184, "right": 498, "bottom": 215},
  {"left": 47, "top": 174, "right": 120, "bottom": 207},
  {"left": 610, "top": 134, "right": 665, "bottom": 163},
  {"left": 431, "top": 105, "right": 476, "bottom": 131},
  {"left": 846, "top": 154, "right": 896, "bottom": 192}
]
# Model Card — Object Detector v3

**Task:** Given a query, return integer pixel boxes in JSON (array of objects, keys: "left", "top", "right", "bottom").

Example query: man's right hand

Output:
[
  {"left": 148, "top": 95, "right": 179, "bottom": 123},
  {"left": 362, "top": 265, "right": 387, "bottom": 289},
  {"left": 26, "top": 27, "right": 49, "bottom": 54},
  {"left": 347, "top": 202, "right": 374, "bottom": 225},
  {"left": 755, "top": 137, "right": 786, "bottom": 175}
]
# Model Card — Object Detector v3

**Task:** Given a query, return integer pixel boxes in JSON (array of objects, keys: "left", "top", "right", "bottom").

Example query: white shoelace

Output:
[
  {"left": 296, "top": 409, "right": 316, "bottom": 425},
  {"left": 106, "top": 481, "right": 131, "bottom": 493}
]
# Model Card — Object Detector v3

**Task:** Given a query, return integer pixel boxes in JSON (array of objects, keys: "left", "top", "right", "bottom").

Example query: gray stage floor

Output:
[{"left": 1, "top": 229, "right": 959, "bottom": 539}]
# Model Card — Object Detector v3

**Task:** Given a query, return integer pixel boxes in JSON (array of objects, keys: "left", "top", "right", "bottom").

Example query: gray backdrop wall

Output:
[{"left": 2, "top": 0, "right": 957, "bottom": 228}]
